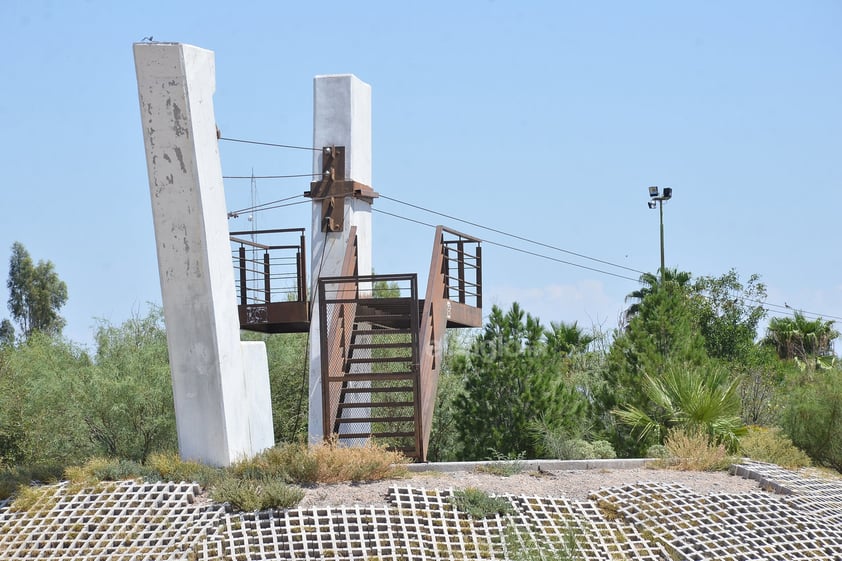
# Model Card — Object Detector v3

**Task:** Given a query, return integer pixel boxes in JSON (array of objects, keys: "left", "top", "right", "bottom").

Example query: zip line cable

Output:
[
  {"left": 224, "top": 173, "right": 319, "bottom": 179},
  {"left": 227, "top": 194, "right": 302, "bottom": 217},
  {"left": 379, "top": 194, "right": 645, "bottom": 276},
  {"left": 742, "top": 297, "right": 842, "bottom": 323},
  {"left": 373, "top": 208, "right": 641, "bottom": 282},
  {"left": 218, "top": 136, "right": 320, "bottom": 152}
]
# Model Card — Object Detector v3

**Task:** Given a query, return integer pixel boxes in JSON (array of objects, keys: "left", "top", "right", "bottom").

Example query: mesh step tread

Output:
[
  {"left": 336, "top": 431, "right": 416, "bottom": 439},
  {"left": 346, "top": 356, "right": 413, "bottom": 364},
  {"left": 338, "top": 401, "right": 415, "bottom": 409},
  {"left": 349, "top": 341, "right": 412, "bottom": 349},
  {"left": 354, "top": 314, "right": 411, "bottom": 321},
  {"left": 340, "top": 385, "right": 414, "bottom": 394},
  {"left": 352, "top": 328, "right": 412, "bottom": 336},
  {"left": 327, "top": 372, "right": 416, "bottom": 382},
  {"left": 335, "top": 416, "right": 416, "bottom": 424}
]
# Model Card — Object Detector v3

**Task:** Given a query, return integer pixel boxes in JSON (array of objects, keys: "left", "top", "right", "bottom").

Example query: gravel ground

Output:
[{"left": 298, "top": 465, "right": 761, "bottom": 508}]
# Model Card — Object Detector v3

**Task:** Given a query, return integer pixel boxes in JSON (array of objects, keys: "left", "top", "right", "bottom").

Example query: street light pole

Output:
[
  {"left": 648, "top": 186, "right": 673, "bottom": 279},
  {"left": 659, "top": 198, "right": 665, "bottom": 275}
]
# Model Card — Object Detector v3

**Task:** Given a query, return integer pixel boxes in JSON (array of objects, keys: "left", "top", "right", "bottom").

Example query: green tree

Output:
[
  {"left": 598, "top": 270, "right": 708, "bottom": 456},
  {"left": 736, "top": 345, "right": 790, "bottom": 426},
  {"left": 763, "top": 311, "right": 838, "bottom": 362},
  {"left": 545, "top": 320, "right": 594, "bottom": 356},
  {"left": 0, "top": 319, "right": 13, "bottom": 346},
  {"left": 427, "top": 330, "right": 471, "bottom": 462},
  {"left": 781, "top": 366, "right": 842, "bottom": 471},
  {"left": 452, "top": 303, "right": 587, "bottom": 459},
  {"left": 622, "top": 268, "right": 692, "bottom": 328},
  {"left": 0, "top": 332, "right": 93, "bottom": 467},
  {"left": 6, "top": 242, "right": 68, "bottom": 338},
  {"left": 80, "top": 308, "right": 176, "bottom": 461},
  {"left": 691, "top": 270, "right": 767, "bottom": 361}
]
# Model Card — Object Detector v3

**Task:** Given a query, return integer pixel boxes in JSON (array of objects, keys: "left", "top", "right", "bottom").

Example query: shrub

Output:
[
  {"left": 145, "top": 452, "right": 222, "bottom": 488},
  {"left": 557, "top": 439, "right": 595, "bottom": 461},
  {"left": 505, "top": 523, "right": 583, "bottom": 561},
  {"left": 8, "top": 485, "right": 51, "bottom": 513},
  {"left": 475, "top": 450, "right": 525, "bottom": 476},
  {"left": 739, "top": 426, "right": 811, "bottom": 469},
  {"left": 0, "top": 464, "right": 64, "bottom": 501},
  {"left": 662, "top": 429, "right": 733, "bottom": 471},
  {"left": 209, "top": 476, "right": 304, "bottom": 512},
  {"left": 448, "top": 487, "right": 513, "bottom": 518},
  {"left": 307, "top": 437, "right": 408, "bottom": 484},
  {"left": 229, "top": 446, "right": 297, "bottom": 482},
  {"left": 67, "top": 457, "right": 156, "bottom": 484},
  {"left": 590, "top": 441, "right": 616, "bottom": 459},
  {"left": 781, "top": 368, "right": 842, "bottom": 472},
  {"left": 645, "top": 444, "right": 669, "bottom": 459}
]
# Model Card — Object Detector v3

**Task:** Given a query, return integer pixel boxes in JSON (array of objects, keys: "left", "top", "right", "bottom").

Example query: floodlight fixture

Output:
[{"left": 646, "top": 185, "right": 674, "bottom": 278}]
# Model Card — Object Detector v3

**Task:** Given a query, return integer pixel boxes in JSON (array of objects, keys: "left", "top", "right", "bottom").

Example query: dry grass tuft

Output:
[
  {"left": 661, "top": 429, "right": 733, "bottom": 471},
  {"left": 308, "top": 436, "right": 409, "bottom": 484}
]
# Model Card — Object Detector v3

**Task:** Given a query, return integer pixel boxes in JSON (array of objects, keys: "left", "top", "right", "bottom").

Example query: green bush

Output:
[
  {"left": 505, "top": 523, "right": 583, "bottom": 561},
  {"left": 146, "top": 452, "right": 223, "bottom": 488},
  {"left": 591, "top": 440, "right": 616, "bottom": 459},
  {"left": 210, "top": 476, "right": 304, "bottom": 512},
  {"left": 739, "top": 426, "right": 811, "bottom": 469},
  {"left": 448, "top": 487, "right": 513, "bottom": 518},
  {"left": 557, "top": 439, "right": 595, "bottom": 460},
  {"left": 0, "top": 464, "right": 64, "bottom": 501},
  {"left": 781, "top": 368, "right": 842, "bottom": 472},
  {"left": 646, "top": 444, "right": 669, "bottom": 459},
  {"left": 88, "top": 458, "right": 158, "bottom": 482}
]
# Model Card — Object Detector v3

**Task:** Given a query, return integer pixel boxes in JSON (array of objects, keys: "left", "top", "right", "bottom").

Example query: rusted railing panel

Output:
[
  {"left": 229, "top": 228, "right": 309, "bottom": 332},
  {"left": 418, "top": 226, "right": 483, "bottom": 460}
]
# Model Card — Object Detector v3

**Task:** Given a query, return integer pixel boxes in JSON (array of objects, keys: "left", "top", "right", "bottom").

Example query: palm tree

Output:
[
  {"left": 545, "top": 321, "right": 594, "bottom": 356},
  {"left": 622, "top": 269, "right": 693, "bottom": 327},
  {"left": 613, "top": 363, "right": 746, "bottom": 452},
  {"left": 764, "top": 311, "right": 838, "bottom": 360}
]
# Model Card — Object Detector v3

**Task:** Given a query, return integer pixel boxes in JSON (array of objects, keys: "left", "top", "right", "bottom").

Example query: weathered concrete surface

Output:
[
  {"left": 134, "top": 42, "right": 273, "bottom": 466},
  {"left": 307, "top": 74, "right": 374, "bottom": 443}
]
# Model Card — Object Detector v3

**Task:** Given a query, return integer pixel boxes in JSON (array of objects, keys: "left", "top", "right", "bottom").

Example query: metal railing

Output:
[
  {"left": 440, "top": 228, "right": 483, "bottom": 308},
  {"left": 230, "top": 228, "right": 307, "bottom": 307}
]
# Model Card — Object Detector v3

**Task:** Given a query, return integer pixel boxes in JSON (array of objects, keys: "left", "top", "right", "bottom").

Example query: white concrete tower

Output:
[
  {"left": 307, "top": 75, "right": 374, "bottom": 443},
  {"left": 134, "top": 42, "right": 274, "bottom": 466}
]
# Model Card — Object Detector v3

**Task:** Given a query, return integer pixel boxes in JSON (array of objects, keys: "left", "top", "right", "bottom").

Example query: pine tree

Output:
[{"left": 453, "top": 303, "right": 586, "bottom": 459}]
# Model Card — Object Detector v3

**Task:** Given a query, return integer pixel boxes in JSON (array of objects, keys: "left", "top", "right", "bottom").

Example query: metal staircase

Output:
[
  {"left": 318, "top": 226, "right": 482, "bottom": 460},
  {"left": 230, "top": 222, "right": 482, "bottom": 460}
]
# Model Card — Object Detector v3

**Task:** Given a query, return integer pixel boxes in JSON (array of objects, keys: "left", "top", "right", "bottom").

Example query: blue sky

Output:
[{"left": 1, "top": 1, "right": 840, "bottom": 348}]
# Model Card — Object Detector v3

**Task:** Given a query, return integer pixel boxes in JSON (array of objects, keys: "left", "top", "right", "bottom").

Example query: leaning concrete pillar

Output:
[
  {"left": 134, "top": 42, "right": 274, "bottom": 466},
  {"left": 308, "top": 74, "right": 373, "bottom": 443}
]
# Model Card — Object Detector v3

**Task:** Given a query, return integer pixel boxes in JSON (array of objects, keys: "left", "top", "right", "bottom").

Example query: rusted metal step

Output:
[
  {"left": 339, "top": 385, "right": 414, "bottom": 394},
  {"left": 338, "top": 401, "right": 414, "bottom": 409},
  {"left": 352, "top": 328, "right": 412, "bottom": 336},
  {"left": 337, "top": 431, "right": 416, "bottom": 439},
  {"left": 335, "top": 416, "right": 415, "bottom": 424},
  {"left": 339, "top": 403, "right": 414, "bottom": 411},
  {"left": 346, "top": 356, "right": 412, "bottom": 364},
  {"left": 348, "top": 341, "right": 412, "bottom": 350},
  {"left": 326, "top": 372, "right": 415, "bottom": 382}
]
